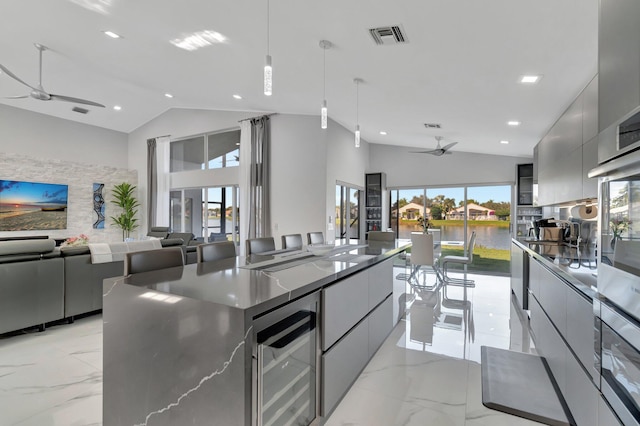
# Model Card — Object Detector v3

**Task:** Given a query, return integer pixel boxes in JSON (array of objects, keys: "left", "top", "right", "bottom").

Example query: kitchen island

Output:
[{"left": 103, "top": 239, "right": 410, "bottom": 426}]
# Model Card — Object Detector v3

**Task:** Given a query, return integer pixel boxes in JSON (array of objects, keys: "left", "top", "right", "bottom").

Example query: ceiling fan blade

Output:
[
  {"left": 441, "top": 142, "right": 458, "bottom": 151},
  {"left": 410, "top": 149, "right": 438, "bottom": 154},
  {"left": 49, "top": 94, "right": 105, "bottom": 108},
  {"left": 0, "top": 63, "right": 36, "bottom": 90},
  {"left": 4, "top": 95, "right": 29, "bottom": 99}
]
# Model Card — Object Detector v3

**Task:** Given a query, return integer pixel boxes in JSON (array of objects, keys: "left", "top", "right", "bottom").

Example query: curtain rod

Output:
[{"left": 238, "top": 112, "right": 278, "bottom": 123}]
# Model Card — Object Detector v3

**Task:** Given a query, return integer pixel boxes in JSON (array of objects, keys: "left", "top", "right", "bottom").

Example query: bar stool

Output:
[{"left": 197, "top": 241, "right": 236, "bottom": 263}]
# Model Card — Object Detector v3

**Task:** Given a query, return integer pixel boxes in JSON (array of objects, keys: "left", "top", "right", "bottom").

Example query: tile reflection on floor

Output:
[
  {"left": 0, "top": 271, "right": 538, "bottom": 426},
  {"left": 324, "top": 270, "right": 541, "bottom": 426},
  {"left": 0, "top": 316, "right": 102, "bottom": 426}
]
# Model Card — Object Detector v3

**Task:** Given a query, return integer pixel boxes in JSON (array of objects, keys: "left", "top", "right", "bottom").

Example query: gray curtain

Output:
[
  {"left": 248, "top": 116, "right": 271, "bottom": 238},
  {"left": 147, "top": 138, "right": 157, "bottom": 231}
]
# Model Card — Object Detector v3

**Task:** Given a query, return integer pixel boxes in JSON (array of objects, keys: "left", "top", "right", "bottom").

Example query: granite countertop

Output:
[
  {"left": 105, "top": 239, "right": 411, "bottom": 318},
  {"left": 513, "top": 238, "right": 597, "bottom": 300}
]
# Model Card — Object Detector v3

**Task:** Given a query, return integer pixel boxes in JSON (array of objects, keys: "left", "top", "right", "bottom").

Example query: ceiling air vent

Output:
[
  {"left": 369, "top": 25, "right": 407, "bottom": 45},
  {"left": 424, "top": 123, "right": 442, "bottom": 129},
  {"left": 72, "top": 106, "right": 89, "bottom": 114}
]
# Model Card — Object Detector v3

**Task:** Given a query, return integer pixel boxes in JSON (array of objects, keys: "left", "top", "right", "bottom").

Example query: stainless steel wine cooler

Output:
[{"left": 252, "top": 291, "right": 320, "bottom": 426}]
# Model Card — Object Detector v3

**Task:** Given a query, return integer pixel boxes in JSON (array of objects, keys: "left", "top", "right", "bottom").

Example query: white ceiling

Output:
[{"left": 0, "top": 0, "right": 598, "bottom": 157}]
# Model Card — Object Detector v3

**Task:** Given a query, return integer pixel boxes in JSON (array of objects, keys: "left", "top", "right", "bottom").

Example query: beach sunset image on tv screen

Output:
[{"left": 0, "top": 180, "right": 68, "bottom": 231}]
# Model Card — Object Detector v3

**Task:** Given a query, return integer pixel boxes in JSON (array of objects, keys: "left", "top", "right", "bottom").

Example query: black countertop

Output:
[{"left": 513, "top": 238, "right": 598, "bottom": 301}]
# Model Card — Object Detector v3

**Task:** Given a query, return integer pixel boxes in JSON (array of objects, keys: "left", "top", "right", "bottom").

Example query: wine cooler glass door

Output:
[{"left": 254, "top": 292, "right": 319, "bottom": 426}]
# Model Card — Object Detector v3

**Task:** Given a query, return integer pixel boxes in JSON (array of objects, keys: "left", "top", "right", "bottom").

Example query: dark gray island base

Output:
[{"left": 103, "top": 240, "right": 410, "bottom": 426}]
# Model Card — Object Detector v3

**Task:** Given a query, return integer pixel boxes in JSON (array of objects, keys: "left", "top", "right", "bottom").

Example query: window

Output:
[
  {"left": 170, "top": 130, "right": 240, "bottom": 172},
  {"left": 390, "top": 184, "right": 512, "bottom": 275}
]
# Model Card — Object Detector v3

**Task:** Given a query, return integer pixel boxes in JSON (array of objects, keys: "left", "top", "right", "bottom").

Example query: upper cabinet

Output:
[
  {"left": 599, "top": 0, "right": 640, "bottom": 133},
  {"left": 536, "top": 76, "right": 599, "bottom": 206}
]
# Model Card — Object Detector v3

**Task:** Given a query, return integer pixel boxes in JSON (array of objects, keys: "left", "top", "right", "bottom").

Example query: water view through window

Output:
[{"left": 391, "top": 185, "right": 511, "bottom": 274}]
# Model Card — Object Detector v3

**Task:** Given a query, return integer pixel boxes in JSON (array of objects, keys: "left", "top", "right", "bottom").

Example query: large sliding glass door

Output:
[
  {"left": 390, "top": 184, "right": 512, "bottom": 275},
  {"left": 170, "top": 186, "right": 239, "bottom": 244},
  {"left": 335, "top": 183, "right": 361, "bottom": 242}
]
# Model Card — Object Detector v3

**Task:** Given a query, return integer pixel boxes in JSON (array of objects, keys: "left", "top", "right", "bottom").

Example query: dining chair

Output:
[
  {"left": 281, "top": 234, "right": 303, "bottom": 250},
  {"left": 368, "top": 231, "right": 395, "bottom": 241},
  {"left": 246, "top": 237, "right": 276, "bottom": 255},
  {"left": 197, "top": 241, "right": 236, "bottom": 263},
  {"left": 124, "top": 246, "right": 184, "bottom": 275},
  {"left": 440, "top": 231, "right": 476, "bottom": 286},
  {"left": 409, "top": 233, "right": 440, "bottom": 289},
  {"left": 307, "top": 232, "right": 324, "bottom": 245}
]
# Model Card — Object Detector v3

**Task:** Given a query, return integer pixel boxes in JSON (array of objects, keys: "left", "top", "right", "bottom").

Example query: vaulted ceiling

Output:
[{"left": 0, "top": 0, "right": 598, "bottom": 157}]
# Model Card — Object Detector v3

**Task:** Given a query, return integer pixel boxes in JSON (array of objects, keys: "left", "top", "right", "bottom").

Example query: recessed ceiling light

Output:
[
  {"left": 500, "top": 140, "right": 509, "bottom": 144},
  {"left": 103, "top": 31, "right": 121, "bottom": 39},
  {"left": 170, "top": 30, "right": 227, "bottom": 51},
  {"left": 520, "top": 75, "right": 541, "bottom": 84},
  {"left": 113, "top": 105, "right": 122, "bottom": 111},
  {"left": 507, "top": 121, "right": 521, "bottom": 126},
  {"left": 233, "top": 94, "right": 242, "bottom": 100},
  {"left": 164, "top": 93, "right": 173, "bottom": 98},
  {"left": 379, "top": 131, "right": 387, "bottom": 135}
]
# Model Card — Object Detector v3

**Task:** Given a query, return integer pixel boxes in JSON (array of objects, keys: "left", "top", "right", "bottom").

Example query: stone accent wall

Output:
[{"left": 0, "top": 152, "right": 138, "bottom": 243}]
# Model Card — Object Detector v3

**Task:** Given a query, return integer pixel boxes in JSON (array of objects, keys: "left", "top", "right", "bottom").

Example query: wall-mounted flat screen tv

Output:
[{"left": 0, "top": 180, "right": 68, "bottom": 231}]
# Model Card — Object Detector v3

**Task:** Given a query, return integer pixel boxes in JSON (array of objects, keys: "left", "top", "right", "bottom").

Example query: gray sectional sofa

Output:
[
  {"left": 0, "top": 237, "right": 187, "bottom": 335},
  {"left": 0, "top": 239, "right": 64, "bottom": 334}
]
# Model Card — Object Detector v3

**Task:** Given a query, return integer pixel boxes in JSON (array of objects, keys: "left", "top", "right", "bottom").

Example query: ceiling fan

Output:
[
  {"left": 0, "top": 43, "right": 105, "bottom": 108},
  {"left": 411, "top": 136, "right": 458, "bottom": 156}
]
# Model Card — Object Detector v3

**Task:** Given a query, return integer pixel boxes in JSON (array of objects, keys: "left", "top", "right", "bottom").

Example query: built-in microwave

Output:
[{"left": 600, "top": 106, "right": 640, "bottom": 164}]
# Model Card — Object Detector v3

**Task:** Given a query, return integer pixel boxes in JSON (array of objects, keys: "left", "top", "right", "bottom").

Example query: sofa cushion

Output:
[
  {"left": 60, "top": 245, "right": 91, "bottom": 256},
  {"left": 0, "top": 235, "right": 49, "bottom": 242},
  {"left": 160, "top": 238, "right": 185, "bottom": 247},
  {"left": 167, "top": 233, "right": 195, "bottom": 245},
  {"left": 0, "top": 239, "right": 56, "bottom": 256}
]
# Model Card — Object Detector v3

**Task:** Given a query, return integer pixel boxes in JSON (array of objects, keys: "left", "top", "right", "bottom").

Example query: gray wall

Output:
[
  {"left": 0, "top": 104, "right": 135, "bottom": 242},
  {"left": 0, "top": 104, "right": 128, "bottom": 167},
  {"left": 369, "top": 143, "right": 530, "bottom": 188}
]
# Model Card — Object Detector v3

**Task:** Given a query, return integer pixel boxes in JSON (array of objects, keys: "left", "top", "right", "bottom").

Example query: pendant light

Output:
[
  {"left": 264, "top": 0, "right": 272, "bottom": 96},
  {"left": 319, "top": 40, "right": 332, "bottom": 129},
  {"left": 354, "top": 78, "right": 363, "bottom": 147}
]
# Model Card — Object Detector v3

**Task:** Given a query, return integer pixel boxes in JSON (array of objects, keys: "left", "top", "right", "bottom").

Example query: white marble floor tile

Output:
[
  {"left": 14, "top": 383, "right": 102, "bottom": 426},
  {"left": 324, "top": 384, "right": 466, "bottom": 426}
]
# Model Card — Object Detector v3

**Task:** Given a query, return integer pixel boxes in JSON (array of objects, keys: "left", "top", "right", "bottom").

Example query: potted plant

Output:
[{"left": 110, "top": 182, "right": 140, "bottom": 241}]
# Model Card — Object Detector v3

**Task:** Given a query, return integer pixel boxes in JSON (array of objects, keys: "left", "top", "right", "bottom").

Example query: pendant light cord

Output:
[
  {"left": 356, "top": 80, "right": 359, "bottom": 125},
  {"left": 323, "top": 47, "right": 326, "bottom": 100},
  {"left": 267, "top": 0, "right": 270, "bottom": 56}
]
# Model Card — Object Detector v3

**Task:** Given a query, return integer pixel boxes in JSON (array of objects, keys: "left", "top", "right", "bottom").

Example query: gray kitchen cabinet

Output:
[
  {"left": 538, "top": 263, "right": 567, "bottom": 338},
  {"left": 530, "top": 294, "right": 568, "bottom": 395},
  {"left": 368, "top": 258, "right": 393, "bottom": 311},
  {"left": 511, "top": 241, "right": 528, "bottom": 309},
  {"left": 599, "top": 0, "right": 640, "bottom": 133},
  {"left": 582, "top": 136, "right": 599, "bottom": 200},
  {"left": 535, "top": 75, "right": 599, "bottom": 205},
  {"left": 598, "top": 394, "right": 623, "bottom": 426},
  {"left": 533, "top": 145, "right": 539, "bottom": 184},
  {"left": 565, "top": 286, "right": 596, "bottom": 381},
  {"left": 529, "top": 257, "right": 542, "bottom": 298},
  {"left": 322, "top": 271, "right": 370, "bottom": 351},
  {"left": 555, "top": 146, "right": 584, "bottom": 205},
  {"left": 555, "top": 96, "right": 584, "bottom": 159},
  {"left": 320, "top": 254, "right": 397, "bottom": 418},
  {"left": 368, "top": 295, "right": 393, "bottom": 358},
  {"left": 565, "top": 346, "right": 598, "bottom": 426},
  {"left": 582, "top": 76, "right": 598, "bottom": 143},
  {"left": 321, "top": 316, "right": 370, "bottom": 416}
]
